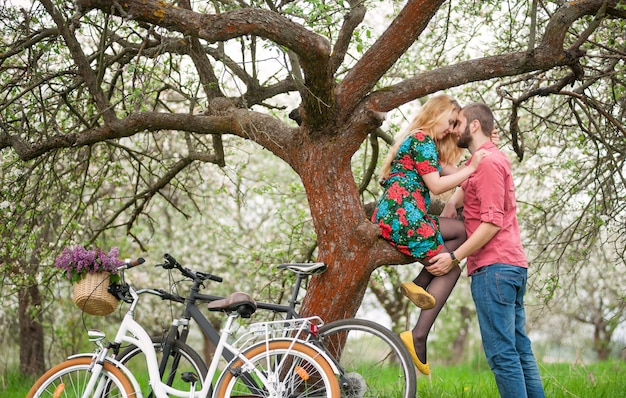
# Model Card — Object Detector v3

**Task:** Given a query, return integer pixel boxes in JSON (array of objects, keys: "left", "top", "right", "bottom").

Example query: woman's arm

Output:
[
  {"left": 439, "top": 163, "right": 459, "bottom": 176},
  {"left": 423, "top": 149, "right": 489, "bottom": 194}
]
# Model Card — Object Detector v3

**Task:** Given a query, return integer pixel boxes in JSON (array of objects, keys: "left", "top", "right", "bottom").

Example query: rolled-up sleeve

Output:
[{"left": 475, "top": 161, "right": 506, "bottom": 228}]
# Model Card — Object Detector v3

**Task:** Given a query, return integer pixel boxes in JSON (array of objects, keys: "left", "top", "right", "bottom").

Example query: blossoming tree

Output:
[{"left": 1, "top": 0, "right": 625, "bottom": 374}]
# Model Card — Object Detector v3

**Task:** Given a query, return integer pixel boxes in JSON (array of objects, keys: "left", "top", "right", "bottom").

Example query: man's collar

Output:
[{"left": 478, "top": 141, "right": 496, "bottom": 150}]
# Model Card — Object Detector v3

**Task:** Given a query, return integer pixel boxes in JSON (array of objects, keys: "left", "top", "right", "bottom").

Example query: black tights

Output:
[{"left": 410, "top": 217, "right": 465, "bottom": 363}]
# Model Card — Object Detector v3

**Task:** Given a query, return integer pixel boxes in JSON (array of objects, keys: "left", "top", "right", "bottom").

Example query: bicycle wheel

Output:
[
  {"left": 318, "top": 318, "right": 417, "bottom": 398},
  {"left": 215, "top": 339, "right": 340, "bottom": 397},
  {"left": 117, "top": 335, "right": 208, "bottom": 395},
  {"left": 26, "top": 356, "right": 136, "bottom": 398}
]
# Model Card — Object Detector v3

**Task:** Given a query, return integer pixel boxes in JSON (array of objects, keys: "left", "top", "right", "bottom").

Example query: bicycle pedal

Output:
[{"left": 180, "top": 372, "right": 198, "bottom": 383}]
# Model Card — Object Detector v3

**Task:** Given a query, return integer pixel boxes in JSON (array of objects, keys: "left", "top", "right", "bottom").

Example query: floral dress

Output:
[{"left": 371, "top": 130, "right": 443, "bottom": 259}]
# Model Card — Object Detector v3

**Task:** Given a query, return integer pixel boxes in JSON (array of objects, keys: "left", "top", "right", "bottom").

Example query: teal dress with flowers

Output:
[{"left": 371, "top": 130, "right": 444, "bottom": 259}]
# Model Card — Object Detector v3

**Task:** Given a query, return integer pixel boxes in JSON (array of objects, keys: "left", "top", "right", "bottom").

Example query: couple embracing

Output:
[{"left": 372, "top": 95, "right": 545, "bottom": 398}]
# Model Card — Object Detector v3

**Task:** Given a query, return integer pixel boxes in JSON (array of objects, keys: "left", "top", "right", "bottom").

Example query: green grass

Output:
[
  {"left": 417, "top": 360, "right": 626, "bottom": 397},
  {"left": 1, "top": 369, "right": 37, "bottom": 398},
  {"left": 5, "top": 360, "right": 626, "bottom": 397}
]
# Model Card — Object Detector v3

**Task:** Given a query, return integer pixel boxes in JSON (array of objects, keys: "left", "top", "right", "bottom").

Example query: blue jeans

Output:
[{"left": 471, "top": 264, "right": 545, "bottom": 398}]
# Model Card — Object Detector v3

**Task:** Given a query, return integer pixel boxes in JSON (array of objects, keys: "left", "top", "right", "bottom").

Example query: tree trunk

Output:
[
  {"left": 298, "top": 153, "right": 376, "bottom": 321},
  {"left": 593, "top": 323, "right": 612, "bottom": 361},
  {"left": 17, "top": 233, "right": 49, "bottom": 376},
  {"left": 18, "top": 284, "right": 46, "bottom": 376}
]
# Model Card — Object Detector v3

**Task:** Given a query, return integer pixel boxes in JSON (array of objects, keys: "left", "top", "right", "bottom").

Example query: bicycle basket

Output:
[{"left": 73, "top": 272, "right": 119, "bottom": 316}]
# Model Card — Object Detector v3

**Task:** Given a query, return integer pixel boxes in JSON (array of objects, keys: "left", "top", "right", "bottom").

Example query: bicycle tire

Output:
[
  {"left": 318, "top": 318, "right": 417, "bottom": 398},
  {"left": 26, "top": 356, "right": 136, "bottom": 398},
  {"left": 116, "top": 335, "right": 208, "bottom": 395},
  {"left": 215, "top": 339, "right": 341, "bottom": 397}
]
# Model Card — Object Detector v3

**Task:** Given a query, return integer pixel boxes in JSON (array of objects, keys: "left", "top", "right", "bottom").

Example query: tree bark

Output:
[{"left": 18, "top": 283, "right": 45, "bottom": 376}]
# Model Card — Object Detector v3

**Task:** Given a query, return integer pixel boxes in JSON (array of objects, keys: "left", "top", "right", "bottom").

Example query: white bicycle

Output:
[{"left": 27, "top": 258, "right": 340, "bottom": 397}]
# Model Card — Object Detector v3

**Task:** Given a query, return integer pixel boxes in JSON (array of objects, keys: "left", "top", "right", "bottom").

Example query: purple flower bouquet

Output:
[{"left": 55, "top": 246, "right": 124, "bottom": 283}]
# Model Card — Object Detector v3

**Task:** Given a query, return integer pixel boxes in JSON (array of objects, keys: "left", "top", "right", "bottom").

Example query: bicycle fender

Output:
[
  {"left": 236, "top": 339, "right": 340, "bottom": 375},
  {"left": 293, "top": 339, "right": 340, "bottom": 375}
]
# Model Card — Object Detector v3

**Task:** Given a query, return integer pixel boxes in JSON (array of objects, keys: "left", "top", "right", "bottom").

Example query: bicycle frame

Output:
[
  {"left": 161, "top": 262, "right": 308, "bottom": 349},
  {"left": 150, "top": 269, "right": 301, "bottom": 372},
  {"left": 147, "top": 259, "right": 342, "bottom": 385}
]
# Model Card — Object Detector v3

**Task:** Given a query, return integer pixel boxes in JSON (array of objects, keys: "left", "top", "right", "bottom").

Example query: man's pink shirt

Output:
[{"left": 461, "top": 142, "right": 528, "bottom": 275}]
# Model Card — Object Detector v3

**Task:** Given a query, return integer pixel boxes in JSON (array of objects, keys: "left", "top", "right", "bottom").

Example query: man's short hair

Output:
[{"left": 463, "top": 103, "right": 494, "bottom": 136}]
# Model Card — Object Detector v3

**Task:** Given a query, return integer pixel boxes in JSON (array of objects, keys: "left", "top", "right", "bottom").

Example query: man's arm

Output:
[{"left": 427, "top": 222, "right": 500, "bottom": 276}]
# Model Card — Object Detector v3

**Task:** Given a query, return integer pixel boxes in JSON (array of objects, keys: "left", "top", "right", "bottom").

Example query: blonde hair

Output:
[{"left": 380, "top": 94, "right": 462, "bottom": 179}]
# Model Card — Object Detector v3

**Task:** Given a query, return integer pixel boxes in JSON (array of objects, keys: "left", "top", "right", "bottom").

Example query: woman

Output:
[{"left": 371, "top": 94, "right": 488, "bottom": 375}]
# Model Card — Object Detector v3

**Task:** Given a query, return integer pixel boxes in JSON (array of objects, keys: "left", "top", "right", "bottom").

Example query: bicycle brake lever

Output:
[
  {"left": 162, "top": 253, "right": 181, "bottom": 270},
  {"left": 156, "top": 261, "right": 174, "bottom": 270},
  {"left": 109, "top": 283, "right": 132, "bottom": 303}
]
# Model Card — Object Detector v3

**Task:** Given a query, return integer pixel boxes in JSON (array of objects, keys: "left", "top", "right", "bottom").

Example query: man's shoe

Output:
[
  {"left": 400, "top": 331, "right": 431, "bottom": 375},
  {"left": 400, "top": 282, "right": 436, "bottom": 310}
]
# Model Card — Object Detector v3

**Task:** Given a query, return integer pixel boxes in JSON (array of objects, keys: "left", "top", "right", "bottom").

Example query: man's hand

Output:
[
  {"left": 430, "top": 223, "right": 501, "bottom": 276},
  {"left": 427, "top": 253, "right": 456, "bottom": 276}
]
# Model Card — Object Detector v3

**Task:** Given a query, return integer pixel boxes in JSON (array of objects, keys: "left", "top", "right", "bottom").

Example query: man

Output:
[{"left": 430, "top": 103, "right": 545, "bottom": 398}]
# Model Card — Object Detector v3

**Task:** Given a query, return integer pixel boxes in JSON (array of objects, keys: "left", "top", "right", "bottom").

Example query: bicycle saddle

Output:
[
  {"left": 276, "top": 262, "right": 328, "bottom": 275},
  {"left": 207, "top": 292, "right": 257, "bottom": 318}
]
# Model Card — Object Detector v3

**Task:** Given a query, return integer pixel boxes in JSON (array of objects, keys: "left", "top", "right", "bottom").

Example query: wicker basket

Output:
[{"left": 73, "top": 272, "right": 118, "bottom": 316}]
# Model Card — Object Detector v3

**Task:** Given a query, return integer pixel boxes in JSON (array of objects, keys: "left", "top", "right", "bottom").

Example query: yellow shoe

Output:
[
  {"left": 400, "top": 331, "right": 431, "bottom": 375},
  {"left": 400, "top": 282, "right": 436, "bottom": 310}
]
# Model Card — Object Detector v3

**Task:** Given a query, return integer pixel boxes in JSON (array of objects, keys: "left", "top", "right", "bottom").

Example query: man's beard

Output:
[{"left": 457, "top": 124, "right": 472, "bottom": 149}]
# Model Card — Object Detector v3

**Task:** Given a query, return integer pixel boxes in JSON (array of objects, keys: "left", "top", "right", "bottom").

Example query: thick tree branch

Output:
[
  {"left": 336, "top": 0, "right": 445, "bottom": 115},
  {"left": 330, "top": 0, "right": 366, "bottom": 74},
  {"left": 368, "top": 0, "right": 618, "bottom": 112},
  {"left": 1, "top": 108, "right": 298, "bottom": 165},
  {"left": 1, "top": 113, "right": 229, "bottom": 160}
]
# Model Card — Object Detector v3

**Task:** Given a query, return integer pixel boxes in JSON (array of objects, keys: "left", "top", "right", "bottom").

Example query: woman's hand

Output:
[{"left": 468, "top": 149, "right": 490, "bottom": 170}]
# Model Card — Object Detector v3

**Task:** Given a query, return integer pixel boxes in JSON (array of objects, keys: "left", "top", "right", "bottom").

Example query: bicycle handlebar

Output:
[
  {"left": 158, "top": 253, "right": 223, "bottom": 284},
  {"left": 110, "top": 254, "right": 224, "bottom": 304},
  {"left": 125, "top": 257, "right": 145, "bottom": 268},
  {"left": 114, "top": 257, "right": 146, "bottom": 272},
  {"left": 109, "top": 258, "right": 145, "bottom": 302}
]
